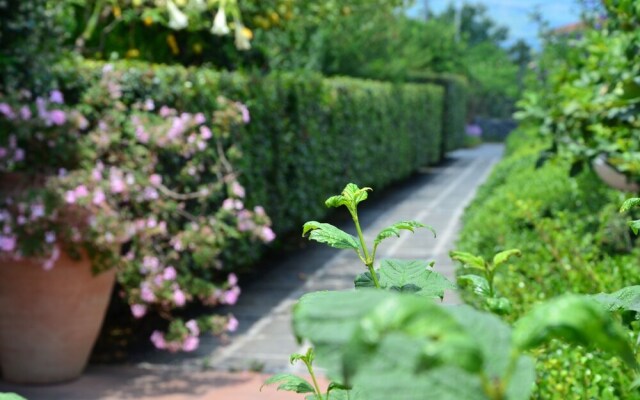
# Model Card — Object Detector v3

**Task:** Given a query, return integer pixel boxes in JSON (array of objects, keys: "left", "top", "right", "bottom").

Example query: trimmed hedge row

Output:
[
  {"left": 408, "top": 72, "right": 468, "bottom": 157},
  {"left": 58, "top": 61, "right": 467, "bottom": 247}
]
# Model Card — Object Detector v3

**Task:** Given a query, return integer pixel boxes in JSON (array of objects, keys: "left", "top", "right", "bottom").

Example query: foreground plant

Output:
[{"left": 264, "top": 184, "right": 639, "bottom": 400}]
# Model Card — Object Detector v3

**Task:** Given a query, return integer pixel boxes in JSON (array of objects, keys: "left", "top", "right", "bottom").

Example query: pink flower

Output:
[
  {"left": 20, "top": 106, "right": 32, "bottom": 120},
  {"left": 194, "top": 113, "right": 206, "bottom": 125},
  {"left": 140, "top": 283, "right": 156, "bottom": 302},
  {"left": 74, "top": 185, "right": 89, "bottom": 198},
  {"left": 131, "top": 304, "right": 147, "bottom": 319},
  {"left": 48, "top": 110, "right": 66, "bottom": 126},
  {"left": 159, "top": 106, "right": 173, "bottom": 118},
  {"left": 144, "top": 99, "right": 155, "bottom": 111},
  {"left": 254, "top": 206, "right": 266, "bottom": 216},
  {"left": 0, "top": 147, "right": 6, "bottom": 158},
  {"left": 182, "top": 336, "right": 199, "bottom": 352},
  {"left": 50, "top": 90, "right": 64, "bottom": 104},
  {"left": 231, "top": 182, "right": 245, "bottom": 198},
  {"left": 222, "top": 198, "right": 234, "bottom": 211},
  {"left": 65, "top": 191, "right": 76, "bottom": 204},
  {"left": 236, "top": 102, "right": 250, "bottom": 124},
  {"left": 45, "top": 231, "right": 56, "bottom": 244},
  {"left": 150, "top": 331, "right": 166, "bottom": 350},
  {"left": 0, "top": 235, "right": 16, "bottom": 252},
  {"left": 186, "top": 319, "right": 200, "bottom": 336},
  {"left": 142, "top": 256, "right": 160, "bottom": 273},
  {"left": 149, "top": 174, "right": 163, "bottom": 186},
  {"left": 260, "top": 226, "right": 276, "bottom": 243},
  {"left": 163, "top": 266, "right": 177, "bottom": 281},
  {"left": 228, "top": 273, "right": 238, "bottom": 286},
  {"left": 223, "top": 286, "right": 241, "bottom": 305},
  {"left": 43, "top": 246, "right": 60, "bottom": 271},
  {"left": 0, "top": 103, "right": 15, "bottom": 119},
  {"left": 110, "top": 176, "right": 126, "bottom": 194},
  {"left": 227, "top": 316, "right": 239, "bottom": 332},
  {"left": 234, "top": 200, "right": 244, "bottom": 210},
  {"left": 143, "top": 187, "right": 159, "bottom": 200},
  {"left": 30, "top": 203, "right": 45, "bottom": 218},
  {"left": 14, "top": 148, "right": 24, "bottom": 162},
  {"left": 93, "top": 189, "right": 106, "bottom": 205},
  {"left": 173, "top": 288, "right": 186, "bottom": 306},
  {"left": 136, "top": 126, "right": 150, "bottom": 143},
  {"left": 16, "top": 216, "right": 26, "bottom": 225},
  {"left": 200, "top": 126, "right": 212, "bottom": 140}
]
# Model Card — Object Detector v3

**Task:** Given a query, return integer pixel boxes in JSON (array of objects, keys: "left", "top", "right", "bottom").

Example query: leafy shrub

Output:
[
  {"left": 57, "top": 60, "right": 448, "bottom": 237},
  {"left": 516, "top": 2, "right": 640, "bottom": 183},
  {"left": 456, "top": 128, "right": 640, "bottom": 398}
]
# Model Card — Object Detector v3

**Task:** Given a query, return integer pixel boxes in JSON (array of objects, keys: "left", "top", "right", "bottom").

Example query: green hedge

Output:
[
  {"left": 408, "top": 73, "right": 468, "bottom": 157},
  {"left": 456, "top": 128, "right": 640, "bottom": 399},
  {"left": 56, "top": 60, "right": 454, "bottom": 264}
]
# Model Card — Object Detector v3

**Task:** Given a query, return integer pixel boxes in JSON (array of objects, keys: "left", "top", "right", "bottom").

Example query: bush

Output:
[
  {"left": 456, "top": 128, "right": 640, "bottom": 398},
  {"left": 58, "top": 60, "right": 447, "bottom": 239}
]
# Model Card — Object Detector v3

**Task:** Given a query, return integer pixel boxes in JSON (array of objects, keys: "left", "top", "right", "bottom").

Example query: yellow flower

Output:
[
  {"left": 126, "top": 48, "right": 140, "bottom": 58},
  {"left": 143, "top": 15, "right": 154, "bottom": 26},
  {"left": 113, "top": 5, "right": 122, "bottom": 18},
  {"left": 166, "top": 34, "right": 180, "bottom": 55}
]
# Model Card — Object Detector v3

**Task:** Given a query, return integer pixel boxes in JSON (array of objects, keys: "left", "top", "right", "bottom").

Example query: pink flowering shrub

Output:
[{"left": 0, "top": 65, "right": 275, "bottom": 351}]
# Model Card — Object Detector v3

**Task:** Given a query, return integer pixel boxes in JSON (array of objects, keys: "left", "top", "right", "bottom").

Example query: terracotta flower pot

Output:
[{"left": 0, "top": 252, "right": 115, "bottom": 384}]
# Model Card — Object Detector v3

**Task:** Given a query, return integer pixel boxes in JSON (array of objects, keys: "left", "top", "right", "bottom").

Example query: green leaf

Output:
[
  {"left": 620, "top": 198, "right": 640, "bottom": 212},
  {"left": 629, "top": 220, "right": 640, "bottom": 235},
  {"left": 505, "top": 356, "right": 536, "bottom": 400},
  {"left": 302, "top": 221, "right": 360, "bottom": 250},
  {"left": 378, "top": 259, "right": 455, "bottom": 299},
  {"left": 261, "top": 373, "right": 316, "bottom": 394},
  {"left": 0, "top": 394, "right": 28, "bottom": 400},
  {"left": 450, "top": 251, "right": 486, "bottom": 271},
  {"left": 485, "top": 297, "right": 512, "bottom": 315},
  {"left": 293, "top": 290, "right": 392, "bottom": 377},
  {"left": 354, "top": 271, "right": 377, "bottom": 289},
  {"left": 491, "top": 249, "right": 522, "bottom": 269},
  {"left": 592, "top": 286, "right": 640, "bottom": 313},
  {"left": 325, "top": 183, "right": 372, "bottom": 210},
  {"left": 373, "top": 221, "right": 435, "bottom": 248},
  {"left": 513, "top": 294, "right": 637, "bottom": 369},
  {"left": 457, "top": 274, "right": 490, "bottom": 297}
]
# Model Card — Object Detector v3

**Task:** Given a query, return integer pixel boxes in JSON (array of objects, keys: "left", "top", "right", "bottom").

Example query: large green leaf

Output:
[
  {"left": 293, "top": 290, "right": 392, "bottom": 377},
  {"left": 592, "top": 286, "right": 640, "bottom": 313},
  {"left": 513, "top": 294, "right": 637, "bottom": 369},
  {"left": 377, "top": 259, "right": 455, "bottom": 299},
  {"left": 629, "top": 220, "right": 640, "bottom": 235},
  {"left": 261, "top": 373, "right": 315, "bottom": 394},
  {"left": 352, "top": 366, "right": 488, "bottom": 400},
  {"left": 450, "top": 251, "right": 486, "bottom": 271},
  {"left": 302, "top": 221, "right": 360, "bottom": 250},
  {"left": 492, "top": 249, "right": 522, "bottom": 269},
  {"left": 373, "top": 221, "right": 435, "bottom": 248}
]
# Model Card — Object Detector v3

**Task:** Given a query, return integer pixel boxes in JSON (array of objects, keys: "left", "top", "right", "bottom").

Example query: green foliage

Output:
[
  {"left": 516, "top": 4, "right": 640, "bottom": 183},
  {"left": 262, "top": 374, "right": 316, "bottom": 394},
  {"left": 57, "top": 60, "right": 449, "bottom": 247},
  {"left": 456, "top": 128, "right": 640, "bottom": 398}
]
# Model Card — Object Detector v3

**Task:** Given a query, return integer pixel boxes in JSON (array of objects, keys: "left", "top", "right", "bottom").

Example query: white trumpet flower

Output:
[
  {"left": 167, "top": 0, "right": 188, "bottom": 30},
  {"left": 211, "top": 8, "right": 230, "bottom": 36},
  {"left": 235, "top": 23, "right": 252, "bottom": 51}
]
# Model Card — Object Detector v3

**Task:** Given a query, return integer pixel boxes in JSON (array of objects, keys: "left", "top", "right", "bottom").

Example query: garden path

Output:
[{"left": 1, "top": 143, "right": 503, "bottom": 400}]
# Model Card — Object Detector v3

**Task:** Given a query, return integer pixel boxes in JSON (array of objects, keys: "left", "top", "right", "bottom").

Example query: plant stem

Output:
[
  {"left": 352, "top": 210, "right": 381, "bottom": 288},
  {"left": 304, "top": 359, "right": 325, "bottom": 400}
]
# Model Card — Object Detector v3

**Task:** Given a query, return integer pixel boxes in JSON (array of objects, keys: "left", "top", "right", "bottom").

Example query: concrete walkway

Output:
[{"left": 0, "top": 144, "right": 503, "bottom": 400}]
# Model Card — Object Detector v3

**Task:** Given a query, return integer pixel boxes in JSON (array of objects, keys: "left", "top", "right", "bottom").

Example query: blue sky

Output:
[{"left": 409, "top": 0, "right": 583, "bottom": 48}]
